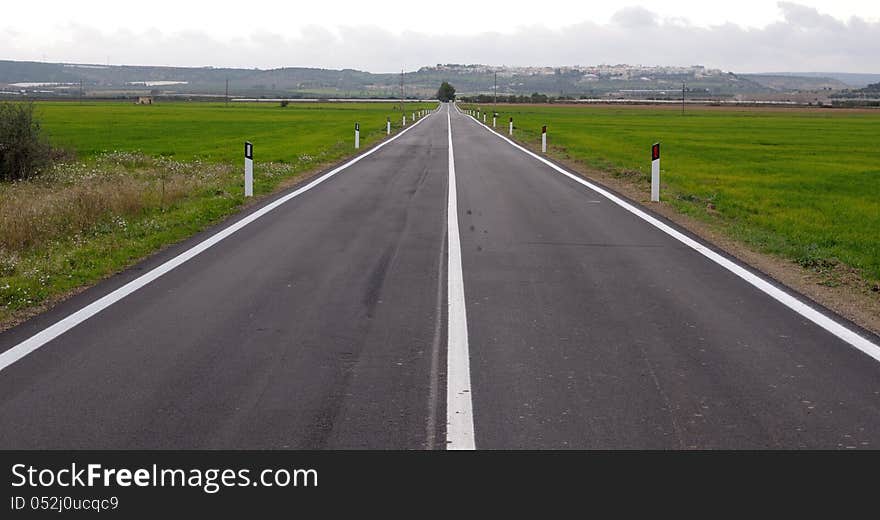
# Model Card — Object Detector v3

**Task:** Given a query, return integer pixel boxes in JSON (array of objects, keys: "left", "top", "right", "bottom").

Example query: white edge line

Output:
[
  {"left": 459, "top": 106, "right": 880, "bottom": 363},
  {"left": 0, "top": 107, "right": 438, "bottom": 373},
  {"left": 446, "top": 104, "right": 476, "bottom": 450}
]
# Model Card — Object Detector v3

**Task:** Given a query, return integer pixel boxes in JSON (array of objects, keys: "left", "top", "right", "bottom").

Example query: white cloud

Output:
[
  {"left": 611, "top": 7, "right": 660, "bottom": 28},
  {"left": 0, "top": 3, "right": 877, "bottom": 73}
]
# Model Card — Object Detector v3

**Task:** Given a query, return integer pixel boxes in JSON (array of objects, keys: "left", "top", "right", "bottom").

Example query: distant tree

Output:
[{"left": 437, "top": 81, "right": 456, "bottom": 102}]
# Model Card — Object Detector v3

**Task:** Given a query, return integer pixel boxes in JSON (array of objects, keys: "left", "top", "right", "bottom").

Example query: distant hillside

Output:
[
  {"left": 0, "top": 60, "right": 858, "bottom": 100},
  {"left": 0, "top": 61, "right": 415, "bottom": 98},
  {"left": 756, "top": 72, "right": 880, "bottom": 88},
  {"left": 741, "top": 74, "right": 847, "bottom": 91}
]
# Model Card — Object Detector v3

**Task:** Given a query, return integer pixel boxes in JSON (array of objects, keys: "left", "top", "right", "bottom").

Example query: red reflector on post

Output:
[{"left": 652, "top": 143, "right": 660, "bottom": 161}]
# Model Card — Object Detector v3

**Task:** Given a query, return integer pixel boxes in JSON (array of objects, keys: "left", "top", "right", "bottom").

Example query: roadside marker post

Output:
[
  {"left": 509, "top": 117, "right": 513, "bottom": 136},
  {"left": 387, "top": 117, "right": 391, "bottom": 135},
  {"left": 411, "top": 112, "right": 415, "bottom": 122},
  {"left": 541, "top": 125, "right": 547, "bottom": 153},
  {"left": 355, "top": 122, "right": 360, "bottom": 149},
  {"left": 483, "top": 113, "right": 486, "bottom": 123},
  {"left": 651, "top": 143, "right": 660, "bottom": 202},
  {"left": 402, "top": 114, "right": 406, "bottom": 127},
  {"left": 493, "top": 112, "right": 497, "bottom": 128},
  {"left": 244, "top": 141, "right": 254, "bottom": 197}
]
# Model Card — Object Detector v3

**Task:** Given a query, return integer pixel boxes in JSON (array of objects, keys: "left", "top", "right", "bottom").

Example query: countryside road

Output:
[{"left": 2, "top": 103, "right": 880, "bottom": 449}]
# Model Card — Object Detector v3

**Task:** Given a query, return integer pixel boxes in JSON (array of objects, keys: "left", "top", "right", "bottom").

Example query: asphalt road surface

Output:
[{"left": 1, "top": 103, "right": 879, "bottom": 449}]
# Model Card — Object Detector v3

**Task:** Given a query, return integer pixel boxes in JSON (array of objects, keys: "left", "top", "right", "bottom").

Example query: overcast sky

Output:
[{"left": 2, "top": 1, "right": 878, "bottom": 73}]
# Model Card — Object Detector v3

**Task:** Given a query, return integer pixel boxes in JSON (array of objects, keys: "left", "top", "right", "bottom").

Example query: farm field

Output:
[
  {"left": 464, "top": 103, "right": 880, "bottom": 285},
  {"left": 37, "top": 101, "right": 435, "bottom": 164},
  {"left": 0, "top": 101, "right": 437, "bottom": 326}
]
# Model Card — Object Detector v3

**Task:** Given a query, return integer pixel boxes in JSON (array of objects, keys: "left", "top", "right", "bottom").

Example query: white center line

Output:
[
  {"left": 445, "top": 104, "right": 476, "bottom": 450},
  {"left": 0, "top": 110, "right": 435, "bottom": 373}
]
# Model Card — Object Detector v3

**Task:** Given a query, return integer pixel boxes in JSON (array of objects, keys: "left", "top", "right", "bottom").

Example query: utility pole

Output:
[
  {"left": 80, "top": 79, "right": 84, "bottom": 104},
  {"left": 494, "top": 71, "right": 497, "bottom": 109},
  {"left": 400, "top": 69, "right": 405, "bottom": 112},
  {"left": 225, "top": 78, "right": 229, "bottom": 108},
  {"left": 682, "top": 81, "right": 686, "bottom": 115}
]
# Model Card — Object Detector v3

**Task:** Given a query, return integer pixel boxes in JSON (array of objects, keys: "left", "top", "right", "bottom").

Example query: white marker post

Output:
[
  {"left": 355, "top": 122, "right": 360, "bottom": 149},
  {"left": 651, "top": 143, "right": 660, "bottom": 202},
  {"left": 411, "top": 112, "right": 415, "bottom": 123},
  {"left": 244, "top": 141, "right": 254, "bottom": 197},
  {"left": 493, "top": 113, "right": 497, "bottom": 128},
  {"left": 387, "top": 117, "right": 391, "bottom": 135},
  {"left": 509, "top": 117, "right": 514, "bottom": 136},
  {"left": 483, "top": 113, "right": 486, "bottom": 123},
  {"left": 402, "top": 114, "right": 406, "bottom": 127},
  {"left": 541, "top": 125, "right": 547, "bottom": 153}
]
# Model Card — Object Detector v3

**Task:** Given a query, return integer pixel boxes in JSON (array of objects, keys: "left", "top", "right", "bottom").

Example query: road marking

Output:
[
  {"left": 0, "top": 109, "right": 436, "bottom": 373},
  {"left": 446, "top": 105, "right": 476, "bottom": 450},
  {"left": 460, "top": 108, "right": 880, "bottom": 364}
]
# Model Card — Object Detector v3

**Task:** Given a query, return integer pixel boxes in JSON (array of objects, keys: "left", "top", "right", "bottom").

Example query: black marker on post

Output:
[
  {"left": 244, "top": 141, "right": 253, "bottom": 197},
  {"left": 651, "top": 143, "right": 661, "bottom": 202}
]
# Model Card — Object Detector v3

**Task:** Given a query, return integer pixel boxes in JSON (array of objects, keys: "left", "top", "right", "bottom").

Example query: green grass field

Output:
[
  {"left": 0, "top": 101, "right": 436, "bottom": 326},
  {"left": 465, "top": 104, "right": 880, "bottom": 284},
  {"left": 38, "top": 101, "right": 435, "bottom": 164}
]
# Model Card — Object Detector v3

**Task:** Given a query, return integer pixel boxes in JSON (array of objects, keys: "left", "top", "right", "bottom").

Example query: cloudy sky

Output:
[{"left": 2, "top": 1, "right": 878, "bottom": 73}]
